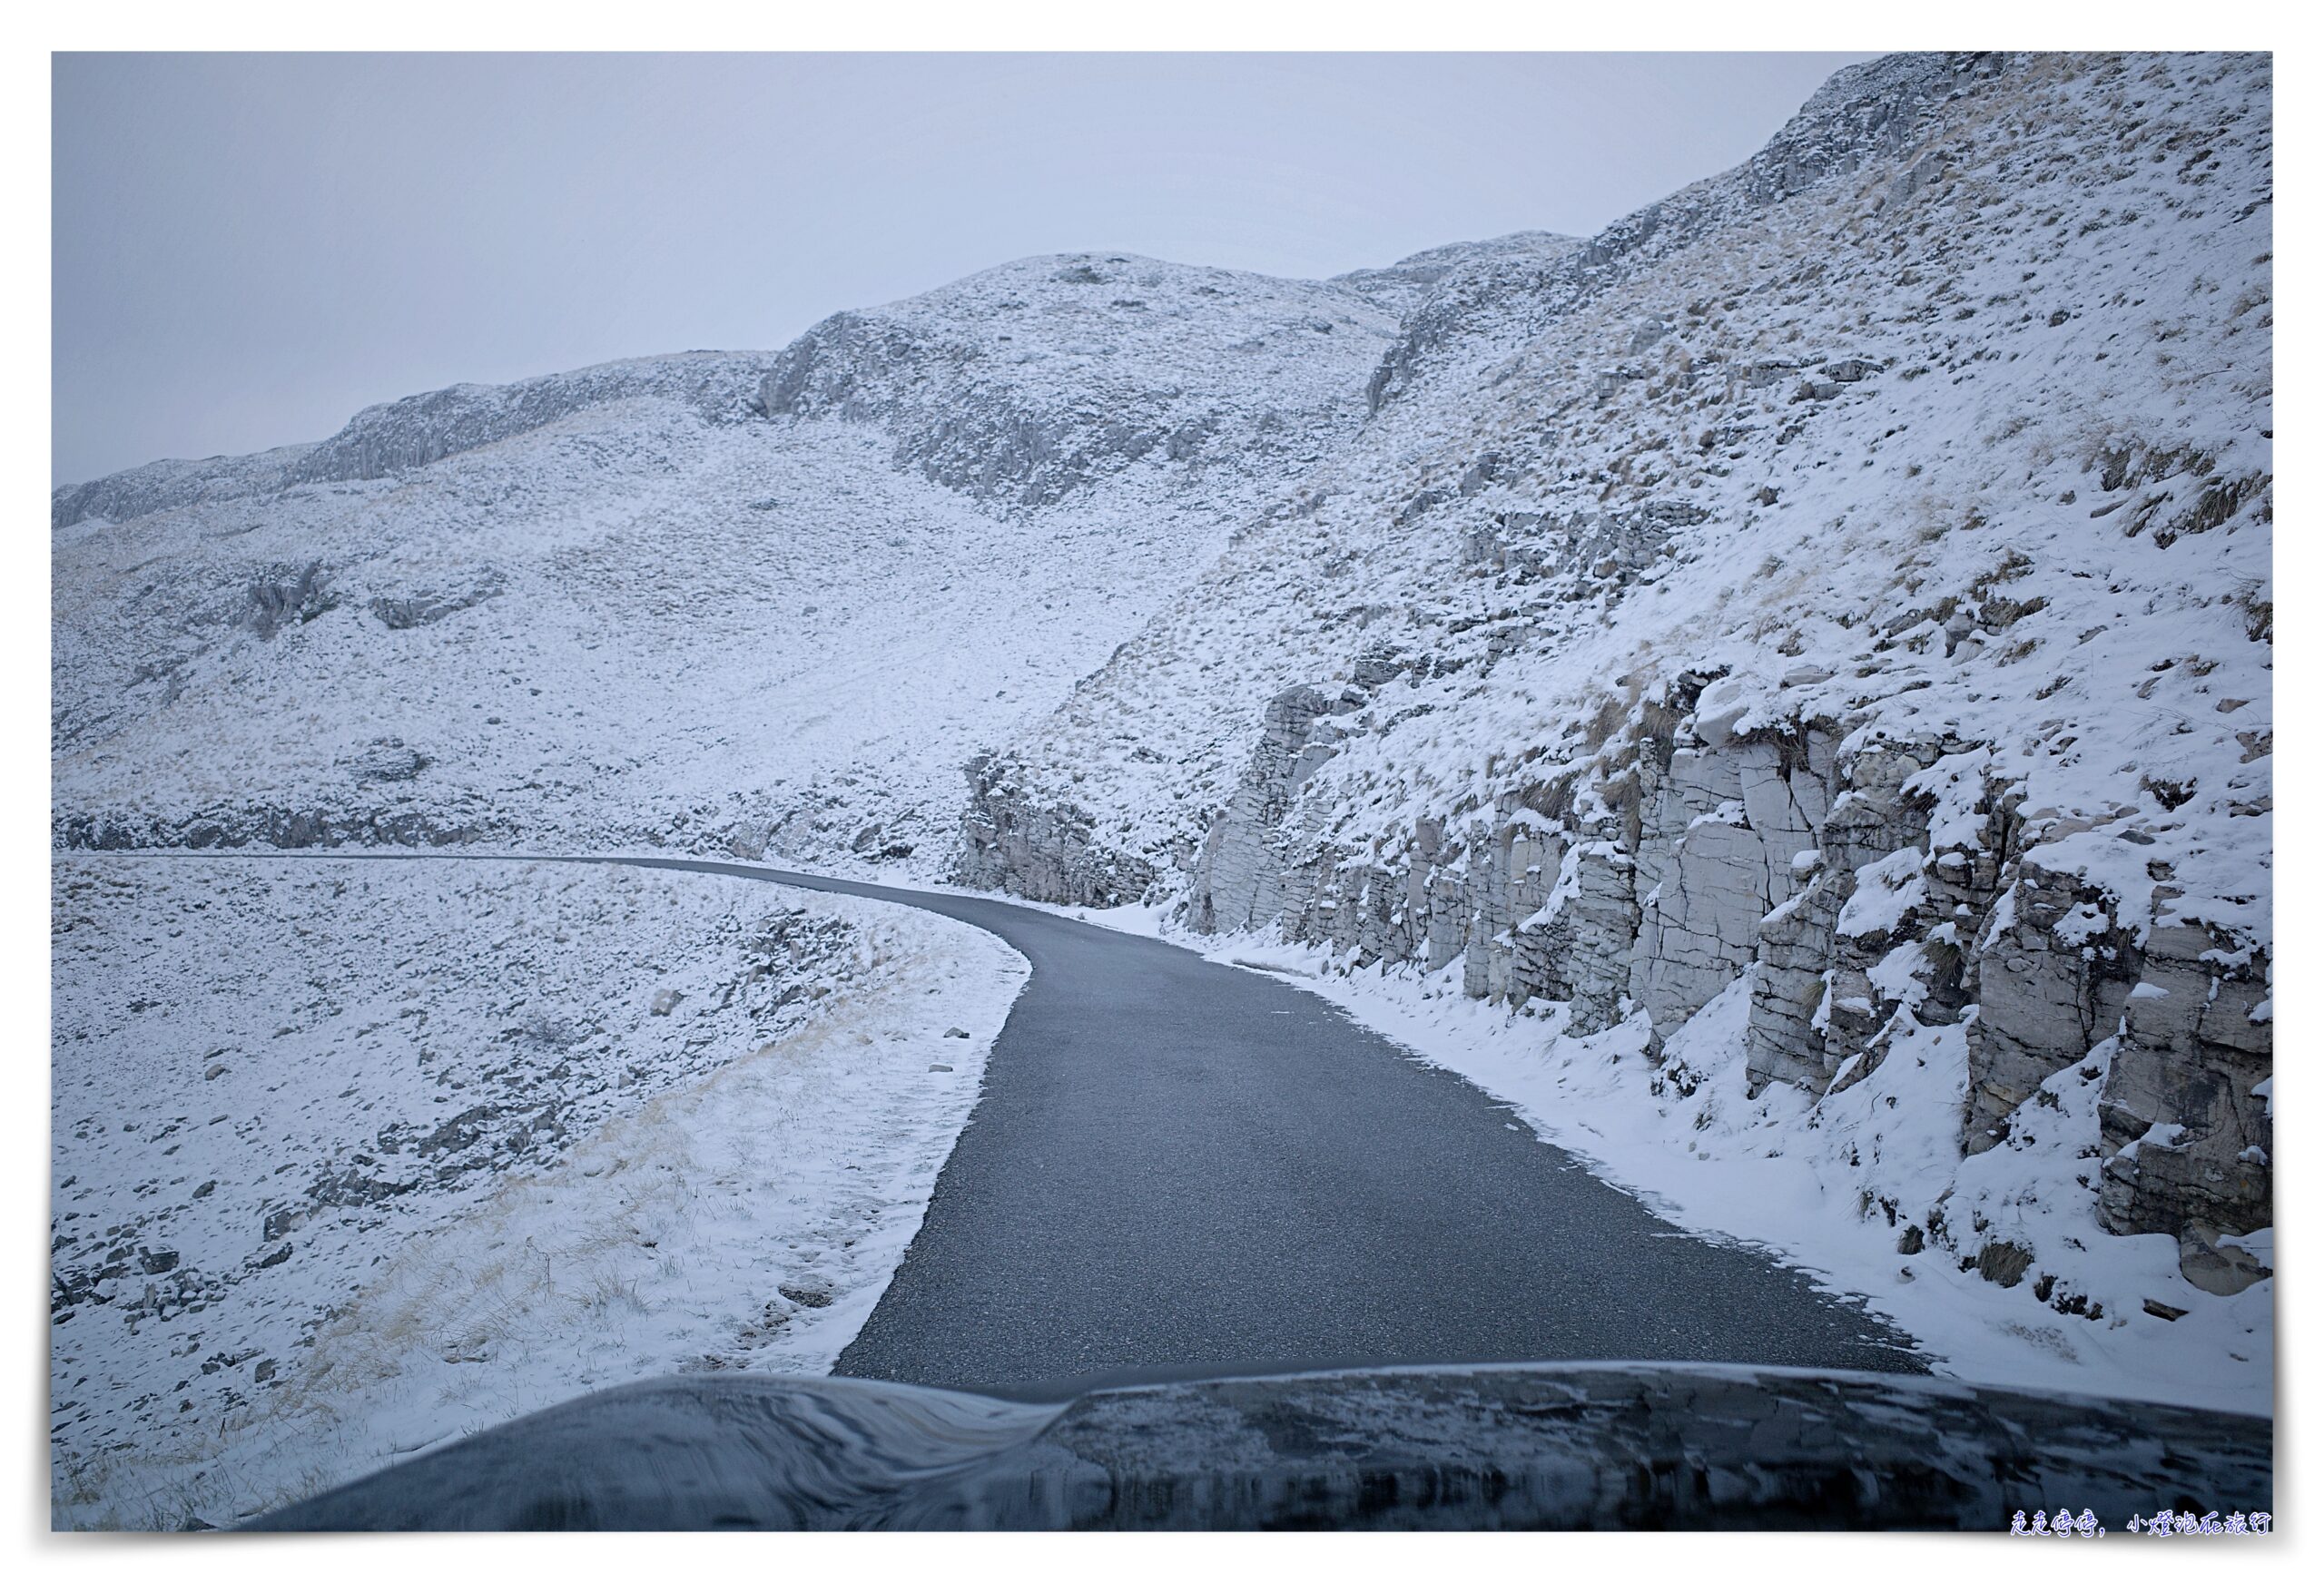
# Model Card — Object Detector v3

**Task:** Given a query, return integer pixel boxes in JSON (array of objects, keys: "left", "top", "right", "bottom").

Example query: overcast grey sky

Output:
[{"left": 53, "top": 52, "right": 1874, "bottom": 485}]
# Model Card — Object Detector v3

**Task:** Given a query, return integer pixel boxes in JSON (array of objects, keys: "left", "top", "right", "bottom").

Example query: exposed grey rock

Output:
[
  {"left": 238, "top": 561, "right": 340, "bottom": 639},
  {"left": 54, "top": 801, "right": 509, "bottom": 852},
  {"left": 954, "top": 752, "right": 1157, "bottom": 907},
  {"left": 1188, "top": 683, "right": 1363, "bottom": 934},
  {"left": 369, "top": 571, "right": 506, "bottom": 630},
  {"left": 1515, "top": 841, "right": 1639, "bottom": 1035},
  {"left": 1968, "top": 860, "right": 2142, "bottom": 1153},
  {"left": 1462, "top": 504, "right": 1684, "bottom": 595},
  {"left": 344, "top": 738, "right": 431, "bottom": 785},
  {"left": 2096, "top": 924, "right": 2272, "bottom": 1238},
  {"left": 1747, "top": 862, "right": 1844, "bottom": 1093},
  {"left": 1180, "top": 654, "right": 2270, "bottom": 1264},
  {"left": 1630, "top": 739, "right": 1823, "bottom": 1034},
  {"left": 2176, "top": 1222, "right": 2270, "bottom": 1297}
]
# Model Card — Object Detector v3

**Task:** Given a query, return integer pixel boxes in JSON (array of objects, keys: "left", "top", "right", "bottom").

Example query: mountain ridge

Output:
[{"left": 54, "top": 236, "right": 1581, "bottom": 529}]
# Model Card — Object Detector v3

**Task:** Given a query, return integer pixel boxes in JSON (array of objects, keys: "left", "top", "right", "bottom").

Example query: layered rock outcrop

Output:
[{"left": 955, "top": 753, "right": 1158, "bottom": 908}]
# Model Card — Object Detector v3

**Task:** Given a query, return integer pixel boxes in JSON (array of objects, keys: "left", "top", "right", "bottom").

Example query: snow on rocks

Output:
[
  {"left": 763, "top": 251, "right": 1400, "bottom": 507},
  {"left": 49, "top": 854, "right": 1027, "bottom": 1529},
  {"left": 52, "top": 351, "right": 775, "bottom": 533}
]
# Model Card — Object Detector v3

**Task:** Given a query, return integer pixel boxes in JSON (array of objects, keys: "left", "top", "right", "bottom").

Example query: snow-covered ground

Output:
[
  {"left": 50, "top": 413, "right": 1248, "bottom": 872},
  {"left": 49, "top": 854, "right": 1028, "bottom": 1529},
  {"left": 1000, "top": 54, "right": 2275, "bottom": 946}
]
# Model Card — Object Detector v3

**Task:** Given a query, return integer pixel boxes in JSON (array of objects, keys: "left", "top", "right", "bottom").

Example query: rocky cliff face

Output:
[
  {"left": 1186, "top": 677, "right": 2270, "bottom": 1266},
  {"left": 971, "top": 53, "right": 2274, "bottom": 1313}
]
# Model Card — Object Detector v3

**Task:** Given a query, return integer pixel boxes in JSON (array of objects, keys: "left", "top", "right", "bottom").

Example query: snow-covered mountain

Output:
[
  {"left": 53, "top": 254, "right": 1402, "bottom": 864},
  {"left": 54, "top": 52, "right": 2272, "bottom": 1404}
]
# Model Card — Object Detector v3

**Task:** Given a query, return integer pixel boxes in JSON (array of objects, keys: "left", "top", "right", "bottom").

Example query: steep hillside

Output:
[
  {"left": 965, "top": 51, "right": 2273, "bottom": 1383},
  {"left": 1328, "top": 231, "right": 1582, "bottom": 319},
  {"left": 52, "top": 257, "right": 1399, "bottom": 865}
]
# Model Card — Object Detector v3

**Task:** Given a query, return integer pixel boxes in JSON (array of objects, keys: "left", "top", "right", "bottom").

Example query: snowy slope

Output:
[
  {"left": 985, "top": 50, "right": 2271, "bottom": 985},
  {"left": 980, "top": 53, "right": 2271, "bottom": 890},
  {"left": 52, "top": 256, "right": 1400, "bottom": 870},
  {"left": 51, "top": 351, "right": 773, "bottom": 532},
  {"left": 55, "top": 412, "right": 1204, "bottom": 868},
  {"left": 51, "top": 855, "right": 1027, "bottom": 1529},
  {"left": 763, "top": 251, "right": 1402, "bottom": 506}
]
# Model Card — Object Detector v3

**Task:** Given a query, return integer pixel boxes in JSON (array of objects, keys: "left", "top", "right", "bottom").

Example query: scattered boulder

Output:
[{"left": 2176, "top": 1224, "right": 2270, "bottom": 1297}]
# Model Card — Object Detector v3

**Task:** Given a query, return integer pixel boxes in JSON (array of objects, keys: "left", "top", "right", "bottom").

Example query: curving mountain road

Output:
[{"left": 566, "top": 856, "right": 1921, "bottom": 1393}]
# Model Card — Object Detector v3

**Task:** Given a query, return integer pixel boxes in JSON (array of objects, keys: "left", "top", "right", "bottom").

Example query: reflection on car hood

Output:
[{"left": 248, "top": 1361, "right": 2273, "bottom": 1531}]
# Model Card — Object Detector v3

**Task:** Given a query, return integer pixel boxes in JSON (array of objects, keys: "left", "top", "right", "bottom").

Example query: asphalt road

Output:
[{"left": 596, "top": 857, "right": 1921, "bottom": 1394}]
